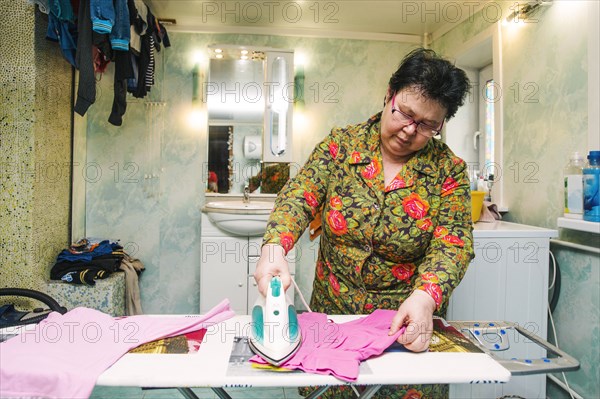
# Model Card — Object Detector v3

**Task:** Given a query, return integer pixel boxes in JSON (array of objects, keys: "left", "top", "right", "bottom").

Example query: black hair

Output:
[{"left": 388, "top": 48, "right": 470, "bottom": 120}]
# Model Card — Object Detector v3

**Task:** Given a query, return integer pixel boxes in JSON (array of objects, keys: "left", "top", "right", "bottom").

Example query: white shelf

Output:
[{"left": 557, "top": 217, "right": 600, "bottom": 234}]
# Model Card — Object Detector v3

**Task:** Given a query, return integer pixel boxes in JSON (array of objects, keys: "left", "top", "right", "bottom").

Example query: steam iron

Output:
[{"left": 248, "top": 276, "right": 302, "bottom": 366}]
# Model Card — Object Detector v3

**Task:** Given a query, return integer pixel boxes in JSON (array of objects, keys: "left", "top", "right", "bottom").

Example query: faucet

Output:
[{"left": 243, "top": 184, "right": 250, "bottom": 203}]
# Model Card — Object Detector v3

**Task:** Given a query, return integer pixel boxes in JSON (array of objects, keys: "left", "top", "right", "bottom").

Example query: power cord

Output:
[
  {"left": 548, "top": 251, "right": 562, "bottom": 313},
  {"left": 548, "top": 250, "right": 557, "bottom": 290},
  {"left": 290, "top": 276, "right": 311, "bottom": 313},
  {"left": 547, "top": 250, "right": 577, "bottom": 399},
  {"left": 547, "top": 305, "right": 576, "bottom": 399}
]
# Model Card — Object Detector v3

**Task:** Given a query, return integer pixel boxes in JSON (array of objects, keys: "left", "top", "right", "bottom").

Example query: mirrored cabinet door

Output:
[
  {"left": 205, "top": 46, "right": 293, "bottom": 194},
  {"left": 263, "top": 51, "right": 293, "bottom": 163}
]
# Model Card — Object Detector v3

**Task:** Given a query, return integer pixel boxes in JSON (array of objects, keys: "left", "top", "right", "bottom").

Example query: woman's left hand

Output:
[{"left": 388, "top": 289, "right": 436, "bottom": 352}]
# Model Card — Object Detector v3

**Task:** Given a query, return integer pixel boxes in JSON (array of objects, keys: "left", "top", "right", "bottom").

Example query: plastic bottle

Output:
[
  {"left": 582, "top": 150, "right": 600, "bottom": 222},
  {"left": 563, "top": 152, "right": 584, "bottom": 219},
  {"left": 476, "top": 175, "right": 490, "bottom": 201},
  {"left": 476, "top": 175, "right": 486, "bottom": 192},
  {"left": 471, "top": 170, "right": 480, "bottom": 191}
]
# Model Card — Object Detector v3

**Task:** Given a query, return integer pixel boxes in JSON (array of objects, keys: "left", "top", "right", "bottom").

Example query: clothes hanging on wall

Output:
[
  {"left": 46, "top": 12, "right": 78, "bottom": 67},
  {"left": 128, "top": 3, "right": 169, "bottom": 100},
  {"left": 29, "top": 0, "right": 51, "bottom": 15},
  {"left": 43, "top": 0, "right": 170, "bottom": 125},
  {"left": 73, "top": 0, "right": 96, "bottom": 115}
]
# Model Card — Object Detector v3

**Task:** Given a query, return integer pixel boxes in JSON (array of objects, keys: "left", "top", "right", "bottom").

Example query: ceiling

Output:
[{"left": 146, "top": 0, "right": 493, "bottom": 42}]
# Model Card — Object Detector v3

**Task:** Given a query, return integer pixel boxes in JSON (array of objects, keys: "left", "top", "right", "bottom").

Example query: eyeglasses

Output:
[{"left": 391, "top": 93, "right": 444, "bottom": 138}]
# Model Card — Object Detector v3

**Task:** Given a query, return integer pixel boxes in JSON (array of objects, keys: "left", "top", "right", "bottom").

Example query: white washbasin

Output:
[
  {"left": 203, "top": 200, "right": 274, "bottom": 214},
  {"left": 202, "top": 200, "right": 274, "bottom": 236}
]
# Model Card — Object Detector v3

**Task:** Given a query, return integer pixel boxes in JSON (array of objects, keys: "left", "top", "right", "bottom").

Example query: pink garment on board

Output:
[
  {"left": 0, "top": 299, "right": 235, "bottom": 399},
  {"left": 250, "top": 309, "right": 405, "bottom": 381}
]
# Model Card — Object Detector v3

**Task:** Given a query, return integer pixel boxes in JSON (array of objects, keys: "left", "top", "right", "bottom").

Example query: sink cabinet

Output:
[
  {"left": 200, "top": 213, "right": 295, "bottom": 315},
  {"left": 448, "top": 222, "right": 557, "bottom": 399}
]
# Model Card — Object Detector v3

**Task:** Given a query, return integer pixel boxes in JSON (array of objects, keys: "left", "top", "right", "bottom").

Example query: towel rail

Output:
[{"left": 550, "top": 239, "right": 600, "bottom": 255}]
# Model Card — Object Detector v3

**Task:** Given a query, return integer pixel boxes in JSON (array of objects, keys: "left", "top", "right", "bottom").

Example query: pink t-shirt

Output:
[
  {"left": 0, "top": 299, "right": 235, "bottom": 399},
  {"left": 250, "top": 309, "right": 405, "bottom": 381}
]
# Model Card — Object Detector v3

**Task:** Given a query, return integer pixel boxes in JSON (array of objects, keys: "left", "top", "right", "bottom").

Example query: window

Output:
[{"left": 480, "top": 65, "right": 495, "bottom": 179}]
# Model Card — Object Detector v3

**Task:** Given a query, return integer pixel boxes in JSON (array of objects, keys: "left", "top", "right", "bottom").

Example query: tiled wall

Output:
[
  {"left": 433, "top": 2, "right": 598, "bottom": 397},
  {"left": 0, "top": 3, "right": 72, "bottom": 292}
]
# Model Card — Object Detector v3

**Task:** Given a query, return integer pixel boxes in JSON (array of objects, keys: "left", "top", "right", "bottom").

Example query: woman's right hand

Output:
[{"left": 253, "top": 244, "right": 291, "bottom": 296}]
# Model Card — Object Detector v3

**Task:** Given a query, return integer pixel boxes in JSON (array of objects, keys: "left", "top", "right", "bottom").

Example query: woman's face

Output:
[{"left": 380, "top": 86, "right": 447, "bottom": 163}]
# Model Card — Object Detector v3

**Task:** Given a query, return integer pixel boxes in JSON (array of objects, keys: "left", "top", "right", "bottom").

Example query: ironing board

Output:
[{"left": 92, "top": 315, "right": 578, "bottom": 399}]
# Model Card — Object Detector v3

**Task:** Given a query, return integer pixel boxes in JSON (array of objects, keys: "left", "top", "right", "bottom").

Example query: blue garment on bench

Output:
[{"left": 56, "top": 240, "right": 120, "bottom": 263}]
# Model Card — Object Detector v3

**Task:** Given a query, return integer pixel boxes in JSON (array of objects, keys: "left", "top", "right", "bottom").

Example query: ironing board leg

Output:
[
  {"left": 176, "top": 388, "right": 201, "bottom": 399},
  {"left": 301, "top": 384, "right": 382, "bottom": 398},
  {"left": 357, "top": 385, "right": 382, "bottom": 399},
  {"left": 176, "top": 386, "right": 379, "bottom": 399},
  {"left": 212, "top": 387, "right": 234, "bottom": 399},
  {"left": 177, "top": 387, "right": 234, "bottom": 399},
  {"left": 304, "top": 386, "right": 331, "bottom": 399}
]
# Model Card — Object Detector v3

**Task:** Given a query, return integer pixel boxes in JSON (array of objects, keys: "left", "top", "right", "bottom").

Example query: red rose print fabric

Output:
[{"left": 263, "top": 112, "right": 474, "bottom": 315}]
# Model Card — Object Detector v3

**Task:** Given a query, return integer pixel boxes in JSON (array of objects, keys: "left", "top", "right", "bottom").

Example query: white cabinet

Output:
[
  {"left": 200, "top": 213, "right": 295, "bottom": 315},
  {"left": 448, "top": 222, "right": 557, "bottom": 399}
]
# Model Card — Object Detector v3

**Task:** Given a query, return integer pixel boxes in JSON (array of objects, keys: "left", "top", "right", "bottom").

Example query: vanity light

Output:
[
  {"left": 293, "top": 109, "right": 308, "bottom": 132},
  {"left": 294, "top": 64, "right": 305, "bottom": 107},
  {"left": 214, "top": 48, "right": 223, "bottom": 53},
  {"left": 188, "top": 109, "right": 204, "bottom": 129},
  {"left": 191, "top": 51, "right": 205, "bottom": 106},
  {"left": 240, "top": 55, "right": 248, "bottom": 60},
  {"left": 293, "top": 52, "right": 307, "bottom": 108},
  {"left": 216, "top": 54, "right": 223, "bottom": 59},
  {"left": 241, "top": 49, "right": 248, "bottom": 55},
  {"left": 505, "top": 0, "right": 552, "bottom": 24},
  {"left": 192, "top": 51, "right": 205, "bottom": 65}
]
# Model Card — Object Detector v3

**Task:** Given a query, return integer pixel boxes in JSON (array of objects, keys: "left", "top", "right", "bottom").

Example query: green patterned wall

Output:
[{"left": 0, "top": 2, "right": 72, "bottom": 293}]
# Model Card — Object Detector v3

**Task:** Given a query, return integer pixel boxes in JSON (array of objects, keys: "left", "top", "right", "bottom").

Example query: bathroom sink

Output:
[
  {"left": 203, "top": 200, "right": 274, "bottom": 214},
  {"left": 202, "top": 200, "right": 274, "bottom": 236}
]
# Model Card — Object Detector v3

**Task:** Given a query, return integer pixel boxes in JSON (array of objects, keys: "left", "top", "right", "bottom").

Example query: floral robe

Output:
[{"left": 263, "top": 113, "right": 474, "bottom": 398}]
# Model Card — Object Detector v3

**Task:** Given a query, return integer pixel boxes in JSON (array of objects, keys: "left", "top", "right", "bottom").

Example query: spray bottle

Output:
[
  {"left": 583, "top": 150, "right": 600, "bottom": 222},
  {"left": 563, "top": 152, "right": 584, "bottom": 219}
]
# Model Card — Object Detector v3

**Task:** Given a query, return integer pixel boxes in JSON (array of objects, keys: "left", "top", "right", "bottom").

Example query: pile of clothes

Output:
[
  {"left": 50, "top": 238, "right": 124, "bottom": 285},
  {"left": 38, "top": 0, "right": 170, "bottom": 125},
  {"left": 51, "top": 238, "right": 145, "bottom": 315}
]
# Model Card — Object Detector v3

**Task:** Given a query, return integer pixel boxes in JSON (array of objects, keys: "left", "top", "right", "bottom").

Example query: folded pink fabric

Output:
[
  {"left": 250, "top": 309, "right": 405, "bottom": 381},
  {"left": 0, "top": 299, "right": 235, "bottom": 399}
]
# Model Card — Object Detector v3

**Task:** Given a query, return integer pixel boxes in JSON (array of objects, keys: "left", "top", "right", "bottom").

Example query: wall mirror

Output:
[{"left": 205, "top": 45, "right": 294, "bottom": 195}]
